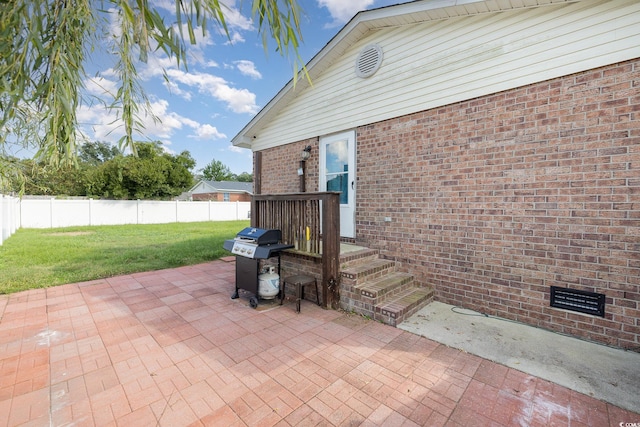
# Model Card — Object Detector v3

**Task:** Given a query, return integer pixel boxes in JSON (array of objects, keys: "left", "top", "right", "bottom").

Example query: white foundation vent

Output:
[{"left": 355, "top": 44, "right": 383, "bottom": 78}]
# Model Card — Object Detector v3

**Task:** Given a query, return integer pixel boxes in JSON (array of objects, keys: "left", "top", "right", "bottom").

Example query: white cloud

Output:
[
  {"left": 317, "top": 0, "right": 374, "bottom": 25},
  {"left": 224, "top": 31, "right": 246, "bottom": 45},
  {"left": 228, "top": 144, "right": 248, "bottom": 154},
  {"left": 174, "top": 23, "right": 217, "bottom": 65},
  {"left": 164, "top": 68, "right": 259, "bottom": 114},
  {"left": 140, "top": 55, "right": 176, "bottom": 79},
  {"left": 178, "top": 23, "right": 215, "bottom": 47},
  {"left": 136, "top": 52, "right": 259, "bottom": 114},
  {"left": 100, "top": 67, "right": 118, "bottom": 79},
  {"left": 84, "top": 76, "right": 118, "bottom": 97},
  {"left": 150, "top": 0, "right": 174, "bottom": 14},
  {"left": 163, "top": 80, "right": 192, "bottom": 101},
  {"left": 77, "top": 99, "right": 183, "bottom": 141},
  {"left": 135, "top": 44, "right": 261, "bottom": 113},
  {"left": 235, "top": 60, "right": 262, "bottom": 79},
  {"left": 192, "top": 124, "right": 226, "bottom": 140},
  {"left": 143, "top": 100, "right": 186, "bottom": 138},
  {"left": 219, "top": 3, "right": 254, "bottom": 31},
  {"left": 178, "top": 116, "right": 200, "bottom": 129},
  {"left": 77, "top": 97, "right": 225, "bottom": 144},
  {"left": 155, "top": 0, "right": 253, "bottom": 32}
]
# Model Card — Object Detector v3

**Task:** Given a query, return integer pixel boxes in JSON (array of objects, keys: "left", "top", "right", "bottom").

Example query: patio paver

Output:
[{"left": 0, "top": 259, "right": 638, "bottom": 426}]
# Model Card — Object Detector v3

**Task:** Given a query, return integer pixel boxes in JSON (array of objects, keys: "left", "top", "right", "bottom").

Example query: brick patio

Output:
[{"left": 1, "top": 258, "right": 638, "bottom": 426}]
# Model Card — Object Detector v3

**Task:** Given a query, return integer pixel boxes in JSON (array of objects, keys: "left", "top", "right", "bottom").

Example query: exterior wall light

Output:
[
  {"left": 301, "top": 145, "right": 311, "bottom": 161},
  {"left": 299, "top": 145, "right": 311, "bottom": 192}
]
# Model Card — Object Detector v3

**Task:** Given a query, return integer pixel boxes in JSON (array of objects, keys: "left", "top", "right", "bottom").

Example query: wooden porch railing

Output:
[{"left": 251, "top": 192, "right": 340, "bottom": 309}]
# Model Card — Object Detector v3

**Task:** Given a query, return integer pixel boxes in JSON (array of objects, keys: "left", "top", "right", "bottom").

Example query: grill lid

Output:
[{"left": 235, "top": 227, "right": 281, "bottom": 245}]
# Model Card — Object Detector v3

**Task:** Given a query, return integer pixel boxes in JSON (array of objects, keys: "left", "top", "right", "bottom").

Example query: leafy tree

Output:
[
  {"left": 86, "top": 141, "right": 194, "bottom": 199},
  {"left": 78, "top": 142, "right": 121, "bottom": 165},
  {"left": 0, "top": 156, "right": 26, "bottom": 194},
  {"left": 202, "top": 159, "right": 233, "bottom": 181},
  {"left": 135, "top": 140, "right": 164, "bottom": 159},
  {"left": 170, "top": 150, "right": 197, "bottom": 190},
  {"left": 19, "top": 159, "right": 86, "bottom": 196},
  {"left": 0, "top": 0, "right": 306, "bottom": 185},
  {"left": 84, "top": 157, "right": 127, "bottom": 199},
  {"left": 5, "top": 140, "right": 194, "bottom": 198},
  {"left": 235, "top": 172, "right": 253, "bottom": 182}
]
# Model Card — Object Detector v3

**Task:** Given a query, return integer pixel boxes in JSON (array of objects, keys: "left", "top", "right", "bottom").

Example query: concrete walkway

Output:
[
  {"left": 1, "top": 259, "right": 638, "bottom": 426},
  {"left": 399, "top": 302, "right": 640, "bottom": 415}
]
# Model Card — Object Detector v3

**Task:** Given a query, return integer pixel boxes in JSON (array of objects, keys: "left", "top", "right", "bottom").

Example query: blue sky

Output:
[{"left": 78, "top": 0, "right": 412, "bottom": 176}]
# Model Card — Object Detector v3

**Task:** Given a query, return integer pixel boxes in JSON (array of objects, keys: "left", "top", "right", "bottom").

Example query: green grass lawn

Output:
[{"left": 0, "top": 220, "right": 248, "bottom": 294}]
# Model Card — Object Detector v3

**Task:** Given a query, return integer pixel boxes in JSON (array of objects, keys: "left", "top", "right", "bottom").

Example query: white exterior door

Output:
[{"left": 319, "top": 130, "right": 356, "bottom": 238}]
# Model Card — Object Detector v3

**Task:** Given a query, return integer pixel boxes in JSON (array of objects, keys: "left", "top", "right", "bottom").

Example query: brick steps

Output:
[
  {"left": 341, "top": 258, "right": 397, "bottom": 283},
  {"left": 339, "top": 248, "right": 433, "bottom": 327},
  {"left": 340, "top": 248, "right": 379, "bottom": 269},
  {"left": 376, "top": 287, "right": 433, "bottom": 327},
  {"left": 360, "top": 272, "right": 414, "bottom": 299}
]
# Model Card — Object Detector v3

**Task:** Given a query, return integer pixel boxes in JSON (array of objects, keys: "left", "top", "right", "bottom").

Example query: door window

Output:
[
  {"left": 325, "top": 139, "right": 349, "bottom": 205},
  {"left": 320, "top": 130, "right": 356, "bottom": 238}
]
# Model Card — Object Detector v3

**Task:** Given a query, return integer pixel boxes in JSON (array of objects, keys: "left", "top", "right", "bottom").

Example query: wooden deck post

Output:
[{"left": 321, "top": 193, "right": 340, "bottom": 309}]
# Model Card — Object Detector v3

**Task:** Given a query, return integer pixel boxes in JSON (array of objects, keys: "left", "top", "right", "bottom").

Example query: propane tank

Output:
[{"left": 258, "top": 266, "right": 280, "bottom": 299}]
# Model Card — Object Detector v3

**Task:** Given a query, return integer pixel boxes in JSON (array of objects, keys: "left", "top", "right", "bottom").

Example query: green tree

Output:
[
  {"left": 169, "top": 150, "right": 196, "bottom": 190},
  {"left": 235, "top": 172, "right": 253, "bottom": 182},
  {"left": 10, "top": 159, "right": 86, "bottom": 196},
  {"left": 85, "top": 141, "right": 195, "bottom": 199},
  {"left": 0, "top": 0, "right": 305, "bottom": 187},
  {"left": 0, "top": 156, "right": 26, "bottom": 194},
  {"left": 78, "top": 141, "right": 121, "bottom": 166},
  {"left": 9, "top": 140, "right": 193, "bottom": 198},
  {"left": 202, "top": 159, "right": 233, "bottom": 181},
  {"left": 84, "top": 157, "right": 128, "bottom": 199}
]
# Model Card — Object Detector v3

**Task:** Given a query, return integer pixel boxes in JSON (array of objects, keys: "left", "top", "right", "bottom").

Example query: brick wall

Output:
[
  {"left": 257, "top": 59, "right": 640, "bottom": 350},
  {"left": 279, "top": 253, "right": 324, "bottom": 306},
  {"left": 192, "top": 192, "right": 251, "bottom": 202},
  {"left": 257, "top": 138, "right": 319, "bottom": 194}
]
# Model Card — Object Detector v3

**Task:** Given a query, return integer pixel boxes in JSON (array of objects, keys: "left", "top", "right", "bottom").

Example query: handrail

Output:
[{"left": 251, "top": 192, "right": 341, "bottom": 308}]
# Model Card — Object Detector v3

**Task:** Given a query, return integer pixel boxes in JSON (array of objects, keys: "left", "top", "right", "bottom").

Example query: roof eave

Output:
[
  {"left": 231, "top": 3, "right": 378, "bottom": 148},
  {"left": 231, "top": 0, "right": 578, "bottom": 149}
]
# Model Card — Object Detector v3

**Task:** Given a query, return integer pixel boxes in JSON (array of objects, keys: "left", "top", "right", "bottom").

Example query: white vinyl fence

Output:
[
  {"left": 0, "top": 196, "right": 250, "bottom": 245},
  {"left": 1, "top": 194, "right": 20, "bottom": 245}
]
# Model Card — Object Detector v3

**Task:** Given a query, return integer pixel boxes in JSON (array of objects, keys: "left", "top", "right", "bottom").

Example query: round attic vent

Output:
[{"left": 355, "top": 44, "right": 383, "bottom": 78}]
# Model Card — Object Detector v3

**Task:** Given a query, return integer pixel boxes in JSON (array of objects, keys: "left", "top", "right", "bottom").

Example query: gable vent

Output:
[{"left": 355, "top": 44, "right": 383, "bottom": 78}]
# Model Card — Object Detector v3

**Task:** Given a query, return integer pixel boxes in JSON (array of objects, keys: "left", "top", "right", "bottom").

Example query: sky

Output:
[{"left": 77, "top": 0, "right": 414, "bottom": 176}]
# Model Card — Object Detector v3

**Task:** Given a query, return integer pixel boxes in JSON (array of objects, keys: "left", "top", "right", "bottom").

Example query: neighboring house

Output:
[
  {"left": 189, "top": 181, "right": 253, "bottom": 202},
  {"left": 232, "top": 0, "right": 640, "bottom": 351}
]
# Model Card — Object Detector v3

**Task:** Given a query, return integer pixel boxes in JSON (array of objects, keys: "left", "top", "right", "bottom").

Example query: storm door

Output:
[{"left": 319, "top": 130, "right": 356, "bottom": 238}]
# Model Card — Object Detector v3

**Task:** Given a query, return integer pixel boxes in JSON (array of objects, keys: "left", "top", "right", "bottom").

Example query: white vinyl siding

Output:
[{"left": 249, "top": 0, "right": 640, "bottom": 152}]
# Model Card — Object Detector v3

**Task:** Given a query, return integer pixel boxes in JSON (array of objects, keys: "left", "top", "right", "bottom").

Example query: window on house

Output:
[{"left": 223, "top": 193, "right": 230, "bottom": 201}]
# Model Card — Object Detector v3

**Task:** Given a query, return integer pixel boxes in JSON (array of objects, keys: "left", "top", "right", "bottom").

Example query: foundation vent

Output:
[{"left": 550, "top": 286, "right": 605, "bottom": 317}]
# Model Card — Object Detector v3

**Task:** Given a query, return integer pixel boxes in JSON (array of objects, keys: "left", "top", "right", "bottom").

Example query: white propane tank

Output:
[{"left": 258, "top": 267, "right": 279, "bottom": 299}]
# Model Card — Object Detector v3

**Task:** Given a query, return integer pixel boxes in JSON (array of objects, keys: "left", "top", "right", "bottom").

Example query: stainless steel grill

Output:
[
  {"left": 224, "top": 227, "right": 293, "bottom": 308},
  {"left": 224, "top": 227, "right": 283, "bottom": 259}
]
